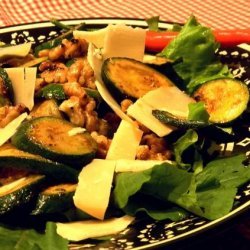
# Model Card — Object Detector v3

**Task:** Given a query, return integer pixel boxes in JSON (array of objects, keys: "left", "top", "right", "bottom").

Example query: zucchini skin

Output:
[
  {"left": 193, "top": 78, "right": 249, "bottom": 124},
  {"left": 152, "top": 110, "right": 209, "bottom": 129},
  {"left": 0, "top": 153, "right": 78, "bottom": 183},
  {"left": 11, "top": 116, "right": 97, "bottom": 168},
  {"left": 101, "top": 57, "right": 173, "bottom": 101},
  {"left": 31, "top": 183, "right": 76, "bottom": 215},
  {"left": 0, "top": 175, "right": 45, "bottom": 215}
]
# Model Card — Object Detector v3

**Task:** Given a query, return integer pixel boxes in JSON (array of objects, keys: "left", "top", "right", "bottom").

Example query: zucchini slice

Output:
[
  {"left": 0, "top": 147, "right": 78, "bottom": 182},
  {"left": 101, "top": 57, "right": 173, "bottom": 100},
  {"left": 0, "top": 174, "right": 45, "bottom": 215},
  {"left": 36, "top": 84, "right": 66, "bottom": 100},
  {"left": 152, "top": 110, "right": 209, "bottom": 129},
  {"left": 31, "top": 183, "right": 77, "bottom": 215},
  {"left": 11, "top": 116, "right": 98, "bottom": 168},
  {"left": 193, "top": 78, "right": 249, "bottom": 123},
  {"left": 30, "top": 99, "right": 63, "bottom": 119}
]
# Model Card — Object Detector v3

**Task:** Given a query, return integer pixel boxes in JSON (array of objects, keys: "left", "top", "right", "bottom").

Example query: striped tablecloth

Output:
[{"left": 0, "top": 0, "right": 249, "bottom": 29}]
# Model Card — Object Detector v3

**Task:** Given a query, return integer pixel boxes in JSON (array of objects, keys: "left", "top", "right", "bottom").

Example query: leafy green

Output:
[
  {"left": 188, "top": 102, "right": 210, "bottom": 122},
  {"left": 113, "top": 154, "right": 250, "bottom": 220},
  {"left": 173, "top": 129, "right": 198, "bottom": 168},
  {"left": 146, "top": 16, "right": 160, "bottom": 31},
  {"left": 159, "top": 15, "right": 232, "bottom": 93},
  {"left": 0, "top": 222, "right": 68, "bottom": 250},
  {"left": 123, "top": 193, "right": 188, "bottom": 221}
]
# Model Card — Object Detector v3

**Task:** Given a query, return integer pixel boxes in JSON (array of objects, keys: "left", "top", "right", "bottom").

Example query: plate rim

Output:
[{"left": 0, "top": 18, "right": 250, "bottom": 249}]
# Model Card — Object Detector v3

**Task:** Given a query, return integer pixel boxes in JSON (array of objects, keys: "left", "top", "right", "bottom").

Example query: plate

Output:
[{"left": 1, "top": 18, "right": 250, "bottom": 250}]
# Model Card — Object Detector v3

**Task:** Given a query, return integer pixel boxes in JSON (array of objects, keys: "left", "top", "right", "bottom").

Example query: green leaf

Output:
[
  {"left": 0, "top": 222, "right": 68, "bottom": 250},
  {"left": 123, "top": 194, "right": 188, "bottom": 221},
  {"left": 159, "top": 15, "right": 232, "bottom": 93},
  {"left": 113, "top": 169, "right": 152, "bottom": 208},
  {"left": 173, "top": 129, "right": 198, "bottom": 168},
  {"left": 196, "top": 154, "right": 250, "bottom": 190},
  {"left": 188, "top": 102, "right": 210, "bottom": 122},
  {"left": 146, "top": 16, "right": 160, "bottom": 31}
]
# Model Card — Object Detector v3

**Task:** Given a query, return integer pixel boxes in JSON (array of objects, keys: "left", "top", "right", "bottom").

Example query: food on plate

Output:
[{"left": 0, "top": 15, "right": 249, "bottom": 247}]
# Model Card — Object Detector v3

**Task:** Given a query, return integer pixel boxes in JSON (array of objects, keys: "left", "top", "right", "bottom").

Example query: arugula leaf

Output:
[
  {"left": 146, "top": 16, "right": 160, "bottom": 31},
  {"left": 173, "top": 129, "right": 198, "bottom": 169},
  {"left": 113, "top": 154, "right": 250, "bottom": 221},
  {"left": 188, "top": 102, "right": 210, "bottom": 122},
  {"left": 159, "top": 15, "right": 232, "bottom": 93},
  {"left": 0, "top": 222, "right": 68, "bottom": 250},
  {"left": 123, "top": 193, "right": 188, "bottom": 221}
]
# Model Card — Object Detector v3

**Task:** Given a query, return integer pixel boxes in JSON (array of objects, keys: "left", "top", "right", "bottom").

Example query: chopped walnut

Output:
[
  {"left": 39, "top": 61, "right": 68, "bottom": 84},
  {"left": 136, "top": 133, "right": 172, "bottom": 160},
  {"left": 91, "top": 131, "right": 111, "bottom": 158},
  {"left": 121, "top": 99, "right": 133, "bottom": 112},
  {"left": 0, "top": 104, "right": 26, "bottom": 128}
]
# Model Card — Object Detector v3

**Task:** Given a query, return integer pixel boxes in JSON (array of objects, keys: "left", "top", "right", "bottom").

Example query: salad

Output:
[{"left": 0, "top": 15, "right": 250, "bottom": 248}]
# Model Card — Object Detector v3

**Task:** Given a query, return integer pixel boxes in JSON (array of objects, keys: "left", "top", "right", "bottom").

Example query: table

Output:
[
  {"left": 0, "top": 0, "right": 250, "bottom": 249},
  {"left": 0, "top": 0, "right": 249, "bottom": 29}
]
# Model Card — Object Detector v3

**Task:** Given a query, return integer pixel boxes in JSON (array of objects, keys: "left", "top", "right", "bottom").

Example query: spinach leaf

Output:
[
  {"left": 173, "top": 129, "right": 198, "bottom": 169},
  {"left": 0, "top": 222, "right": 68, "bottom": 250},
  {"left": 159, "top": 15, "right": 232, "bottom": 93},
  {"left": 188, "top": 102, "right": 210, "bottom": 122}
]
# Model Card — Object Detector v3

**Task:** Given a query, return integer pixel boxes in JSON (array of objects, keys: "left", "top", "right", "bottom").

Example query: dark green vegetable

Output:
[
  {"left": 30, "top": 99, "right": 63, "bottom": 118},
  {"left": 152, "top": 110, "right": 209, "bottom": 129},
  {"left": 0, "top": 147, "right": 78, "bottom": 182},
  {"left": 50, "top": 18, "right": 71, "bottom": 30},
  {"left": 158, "top": 16, "right": 232, "bottom": 94},
  {"left": 34, "top": 22, "right": 85, "bottom": 57},
  {"left": 31, "top": 183, "right": 76, "bottom": 215},
  {"left": 84, "top": 88, "right": 102, "bottom": 103},
  {"left": 113, "top": 154, "right": 250, "bottom": 220},
  {"left": 193, "top": 78, "right": 249, "bottom": 123},
  {"left": 101, "top": 57, "right": 173, "bottom": 100},
  {"left": 0, "top": 222, "right": 68, "bottom": 250},
  {"left": 0, "top": 68, "right": 14, "bottom": 102},
  {"left": 36, "top": 84, "right": 66, "bottom": 100},
  {"left": 0, "top": 175, "right": 45, "bottom": 215},
  {"left": 11, "top": 116, "right": 98, "bottom": 168}
]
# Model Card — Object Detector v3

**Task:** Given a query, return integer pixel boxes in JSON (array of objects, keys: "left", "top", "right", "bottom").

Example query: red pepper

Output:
[{"left": 145, "top": 29, "right": 250, "bottom": 52}]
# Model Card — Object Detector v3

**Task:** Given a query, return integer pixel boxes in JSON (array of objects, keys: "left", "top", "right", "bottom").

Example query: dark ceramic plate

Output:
[{"left": 1, "top": 19, "right": 250, "bottom": 250}]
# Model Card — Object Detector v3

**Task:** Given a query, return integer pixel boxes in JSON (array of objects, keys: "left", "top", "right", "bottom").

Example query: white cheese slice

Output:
[
  {"left": 0, "top": 112, "right": 28, "bottom": 146},
  {"left": 56, "top": 215, "right": 134, "bottom": 241},
  {"left": 5, "top": 67, "right": 37, "bottom": 110},
  {"left": 115, "top": 159, "right": 173, "bottom": 172},
  {"left": 0, "top": 43, "right": 32, "bottom": 59},
  {"left": 103, "top": 24, "right": 146, "bottom": 61},
  {"left": 106, "top": 120, "right": 143, "bottom": 160},
  {"left": 127, "top": 97, "right": 173, "bottom": 137},
  {"left": 73, "top": 159, "right": 116, "bottom": 220},
  {"left": 73, "top": 27, "right": 108, "bottom": 48},
  {"left": 142, "top": 86, "right": 195, "bottom": 117},
  {"left": 127, "top": 86, "right": 195, "bottom": 137}
]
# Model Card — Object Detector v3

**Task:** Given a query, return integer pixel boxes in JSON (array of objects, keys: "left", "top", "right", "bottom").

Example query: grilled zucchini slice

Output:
[
  {"left": 11, "top": 116, "right": 97, "bottom": 168},
  {"left": 101, "top": 57, "right": 173, "bottom": 101},
  {"left": 31, "top": 183, "right": 77, "bottom": 215},
  {"left": 0, "top": 147, "right": 78, "bottom": 182},
  {"left": 0, "top": 174, "right": 45, "bottom": 215},
  {"left": 30, "top": 99, "right": 63, "bottom": 118},
  {"left": 193, "top": 78, "right": 249, "bottom": 123}
]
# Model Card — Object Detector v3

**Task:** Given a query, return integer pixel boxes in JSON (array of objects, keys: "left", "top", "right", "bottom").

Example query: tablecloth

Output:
[{"left": 0, "top": 0, "right": 250, "bottom": 29}]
